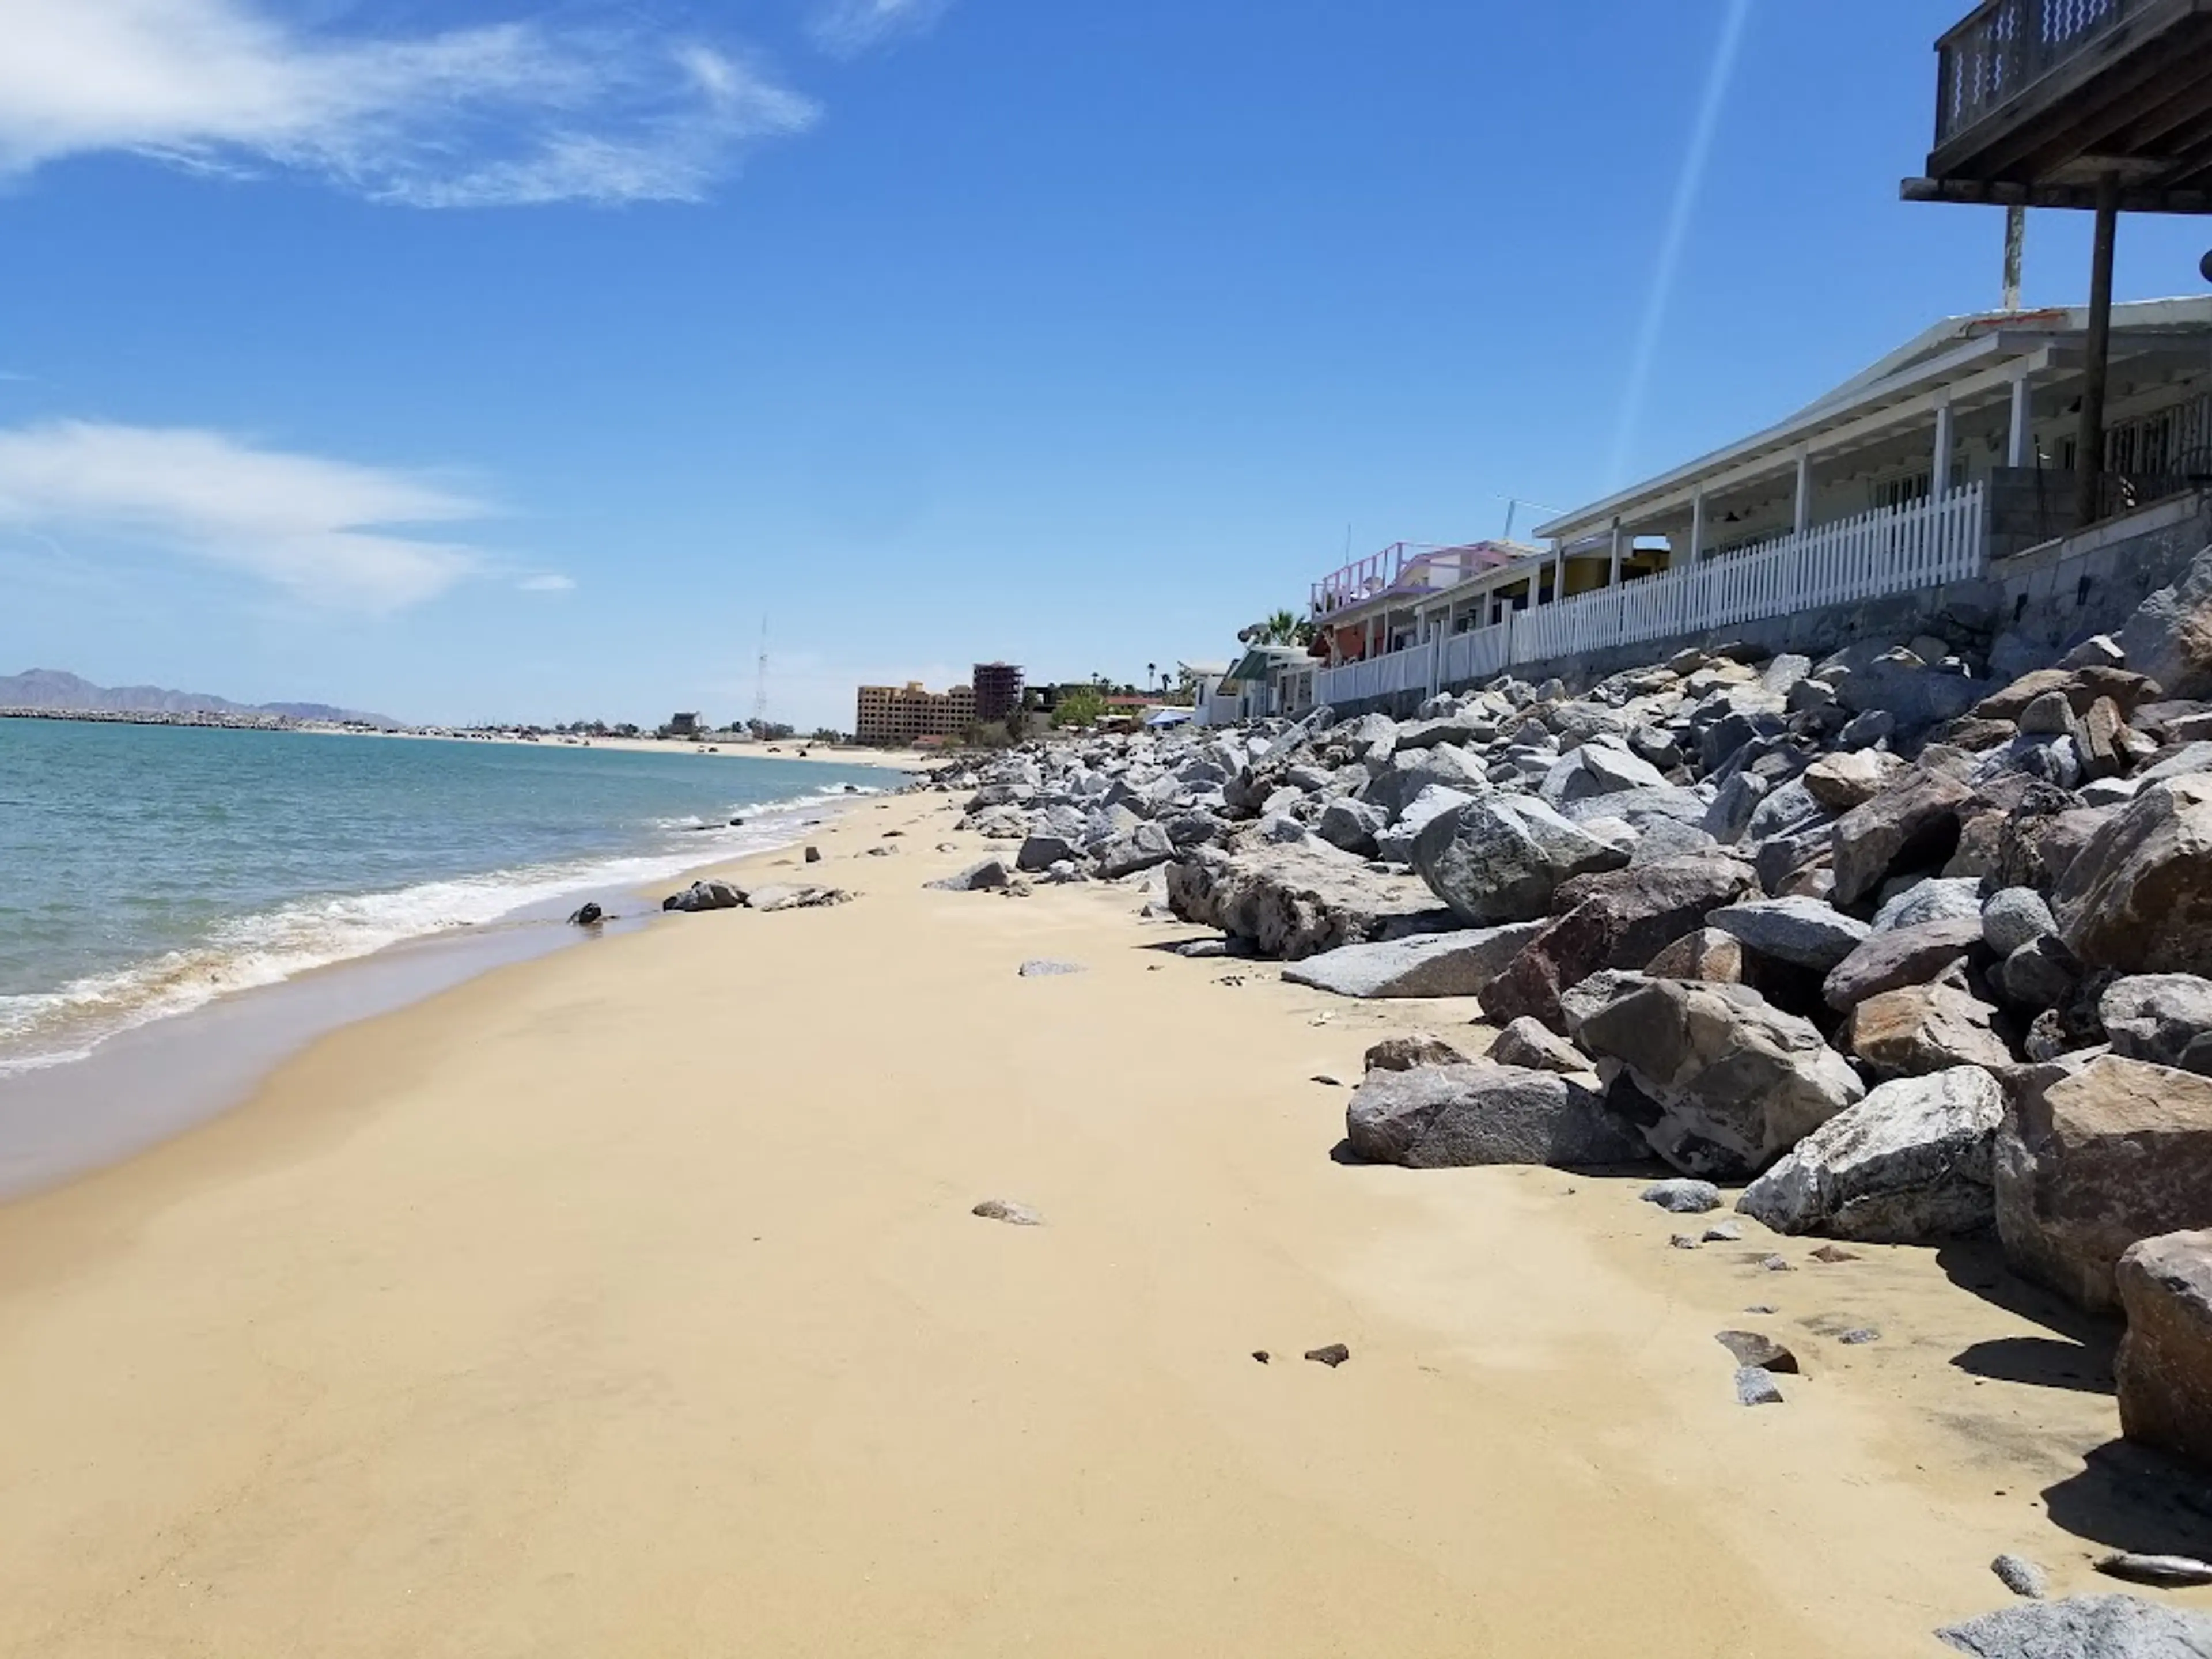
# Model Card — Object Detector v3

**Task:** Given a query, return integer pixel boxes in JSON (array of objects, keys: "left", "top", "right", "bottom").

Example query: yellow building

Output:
[{"left": 855, "top": 681, "right": 978, "bottom": 746}]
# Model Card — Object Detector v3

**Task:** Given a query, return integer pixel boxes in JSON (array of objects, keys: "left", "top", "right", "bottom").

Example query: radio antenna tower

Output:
[{"left": 752, "top": 617, "right": 770, "bottom": 730}]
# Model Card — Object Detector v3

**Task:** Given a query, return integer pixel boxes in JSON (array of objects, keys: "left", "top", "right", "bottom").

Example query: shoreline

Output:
[
  {"left": 0, "top": 786, "right": 2194, "bottom": 1653},
  {"left": 0, "top": 783, "right": 886, "bottom": 1199}
]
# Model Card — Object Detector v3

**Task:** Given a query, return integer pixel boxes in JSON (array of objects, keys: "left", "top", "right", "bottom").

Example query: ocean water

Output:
[{"left": 0, "top": 719, "right": 891, "bottom": 1074}]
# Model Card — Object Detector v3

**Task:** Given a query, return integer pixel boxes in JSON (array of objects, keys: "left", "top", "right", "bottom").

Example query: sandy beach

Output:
[{"left": 0, "top": 785, "right": 2196, "bottom": 1657}]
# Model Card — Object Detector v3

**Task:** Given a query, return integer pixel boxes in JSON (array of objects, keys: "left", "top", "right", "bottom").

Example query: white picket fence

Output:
[{"left": 1312, "top": 484, "right": 1985, "bottom": 709}]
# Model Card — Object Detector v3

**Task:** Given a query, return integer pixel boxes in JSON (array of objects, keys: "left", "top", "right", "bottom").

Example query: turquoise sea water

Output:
[{"left": 0, "top": 719, "right": 890, "bottom": 1073}]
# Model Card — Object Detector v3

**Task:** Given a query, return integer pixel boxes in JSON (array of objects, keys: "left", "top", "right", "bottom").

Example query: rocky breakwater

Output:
[{"left": 919, "top": 627, "right": 2212, "bottom": 1480}]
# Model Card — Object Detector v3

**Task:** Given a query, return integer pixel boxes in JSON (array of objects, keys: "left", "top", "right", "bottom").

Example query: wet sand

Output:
[{"left": 0, "top": 789, "right": 2202, "bottom": 1656}]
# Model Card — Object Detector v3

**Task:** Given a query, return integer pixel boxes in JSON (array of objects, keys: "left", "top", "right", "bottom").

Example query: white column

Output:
[
  {"left": 1933, "top": 395, "right": 1956, "bottom": 499},
  {"left": 1689, "top": 487, "right": 1707, "bottom": 563},
  {"left": 1551, "top": 541, "right": 1565, "bottom": 605},
  {"left": 2007, "top": 366, "right": 2033, "bottom": 468},
  {"left": 1793, "top": 448, "right": 1813, "bottom": 536},
  {"left": 1608, "top": 520, "right": 1624, "bottom": 589}
]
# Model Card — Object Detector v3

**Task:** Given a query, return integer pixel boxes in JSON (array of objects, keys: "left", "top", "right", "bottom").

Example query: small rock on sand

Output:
[
  {"left": 1810, "top": 1244, "right": 1862, "bottom": 1264},
  {"left": 1839, "top": 1327, "right": 1883, "bottom": 1345},
  {"left": 1735, "top": 1366, "right": 1786, "bottom": 1406},
  {"left": 1991, "top": 1555, "right": 2048, "bottom": 1599},
  {"left": 1759, "top": 1253, "right": 1795, "bottom": 1272},
  {"left": 1018, "top": 960, "right": 1086, "bottom": 978},
  {"left": 1304, "top": 1344, "right": 1351, "bottom": 1368},
  {"left": 1252, "top": 1351, "right": 1270, "bottom": 1364},
  {"left": 1703, "top": 1222, "right": 1743, "bottom": 1243},
  {"left": 1643, "top": 1179, "right": 1724, "bottom": 1214},
  {"left": 971, "top": 1200, "right": 1045, "bottom": 1226}
]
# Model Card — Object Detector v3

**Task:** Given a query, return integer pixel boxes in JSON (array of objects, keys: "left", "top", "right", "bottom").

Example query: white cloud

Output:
[
  {"left": 0, "top": 0, "right": 819, "bottom": 206},
  {"left": 0, "top": 420, "right": 492, "bottom": 611},
  {"left": 518, "top": 573, "right": 576, "bottom": 593},
  {"left": 810, "top": 0, "right": 953, "bottom": 58}
]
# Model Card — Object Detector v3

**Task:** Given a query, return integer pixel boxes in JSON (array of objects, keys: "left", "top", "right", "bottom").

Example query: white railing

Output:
[{"left": 1309, "top": 485, "right": 1986, "bottom": 707}]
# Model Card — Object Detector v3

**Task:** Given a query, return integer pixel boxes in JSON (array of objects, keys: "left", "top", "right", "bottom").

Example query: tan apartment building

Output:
[{"left": 854, "top": 680, "right": 978, "bottom": 746}]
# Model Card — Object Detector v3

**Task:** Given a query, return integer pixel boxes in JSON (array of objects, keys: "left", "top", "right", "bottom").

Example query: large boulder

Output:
[
  {"left": 1412, "top": 797, "right": 1630, "bottom": 926},
  {"left": 1478, "top": 855, "right": 1758, "bottom": 1032},
  {"left": 1937, "top": 1594, "right": 2212, "bottom": 1656},
  {"left": 1824, "top": 916, "right": 1987, "bottom": 1011},
  {"left": 1343, "top": 1063, "right": 1649, "bottom": 1169},
  {"left": 1315, "top": 797, "right": 1385, "bottom": 857},
  {"left": 1282, "top": 922, "right": 1544, "bottom": 999},
  {"left": 1707, "top": 896, "right": 1870, "bottom": 971},
  {"left": 2054, "top": 776, "right": 2212, "bottom": 976},
  {"left": 1830, "top": 768, "right": 1978, "bottom": 905},
  {"left": 1165, "top": 843, "right": 1444, "bottom": 960},
  {"left": 1363, "top": 744, "right": 1492, "bottom": 820},
  {"left": 1995, "top": 1055, "right": 2212, "bottom": 1312},
  {"left": 2119, "top": 539, "right": 2212, "bottom": 700},
  {"left": 2115, "top": 1229, "right": 2212, "bottom": 1471},
  {"left": 1575, "top": 978, "right": 1867, "bottom": 1179},
  {"left": 1736, "top": 1067, "right": 2005, "bottom": 1242},
  {"left": 1537, "top": 739, "right": 1672, "bottom": 808},
  {"left": 1375, "top": 784, "right": 1477, "bottom": 865},
  {"left": 2101, "top": 974, "right": 2212, "bottom": 1074},
  {"left": 1844, "top": 984, "right": 2014, "bottom": 1077}
]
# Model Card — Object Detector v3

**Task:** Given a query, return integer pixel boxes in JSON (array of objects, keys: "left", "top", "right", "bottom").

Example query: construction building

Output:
[
  {"left": 972, "top": 662, "right": 1026, "bottom": 724},
  {"left": 854, "top": 681, "right": 978, "bottom": 746}
]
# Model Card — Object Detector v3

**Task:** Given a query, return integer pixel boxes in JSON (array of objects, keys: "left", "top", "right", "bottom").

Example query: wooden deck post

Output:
[
  {"left": 2075, "top": 171, "right": 2119, "bottom": 527},
  {"left": 2007, "top": 363, "right": 2033, "bottom": 468}
]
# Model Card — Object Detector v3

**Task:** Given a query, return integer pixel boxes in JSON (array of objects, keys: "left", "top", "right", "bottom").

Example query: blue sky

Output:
[{"left": 2, "top": 0, "right": 2209, "bottom": 730}]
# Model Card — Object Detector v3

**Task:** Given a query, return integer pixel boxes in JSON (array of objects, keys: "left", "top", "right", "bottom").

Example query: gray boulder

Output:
[
  {"left": 1316, "top": 797, "right": 1385, "bottom": 857},
  {"left": 1537, "top": 740, "right": 1671, "bottom": 808},
  {"left": 926, "top": 858, "right": 1013, "bottom": 894},
  {"left": 1737, "top": 1066, "right": 2005, "bottom": 1242},
  {"left": 1937, "top": 1594, "right": 2212, "bottom": 1657},
  {"left": 1344, "top": 1063, "right": 1649, "bottom": 1169},
  {"left": 2056, "top": 777, "right": 2212, "bottom": 976},
  {"left": 1165, "top": 843, "right": 1444, "bottom": 961},
  {"left": 1576, "top": 978, "right": 1867, "bottom": 1179},
  {"left": 1376, "top": 784, "right": 1477, "bottom": 864},
  {"left": 1364, "top": 744, "right": 1491, "bottom": 819},
  {"left": 1824, "top": 916, "right": 1987, "bottom": 1011},
  {"left": 1831, "top": 768, "right": 1978, "bottom": 905},
  {"left": 1488, "top": 1017, "right": 1592, "bottom": 1075},
  {"left": 1097, "top": 822, "right": 1177, "bottom": 878},
  {"left": 1282, "top": 922, "right": 1544, "bottom": 999},
  {"left": 1873, "top": 877, "right": 1987, "bottom": 934},
  {"left": 1708, "top": 896, "right": 1870, "bottom": 972},
  {"left": 1412, "top": 796, "right": 1630, "bottom": 926},
  {"left": 2119, "top": 539, "right": 2212, "bottom": 700},
  {"left": 2103, "top": 975, "right": 2212, "bottom": 1074},
  {"left": 1984, "top": 887, "right": 2060, "bottom": 956},
  {"left": 1017, "top": 834, "right": 1082, "bottom": 872},
  {"left": 662, "top": 879, "right": 745, "bottom": 912}
]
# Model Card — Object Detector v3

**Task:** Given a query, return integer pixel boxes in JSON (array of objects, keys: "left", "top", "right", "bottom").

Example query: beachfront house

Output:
[{"left": 1308, "top": 298, "right": 2212, "bottom": 716}]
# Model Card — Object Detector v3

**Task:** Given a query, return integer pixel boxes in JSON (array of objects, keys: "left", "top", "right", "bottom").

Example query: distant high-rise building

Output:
[
  {"left": 972, "top": 662, "right": 1025, "bottom": 725},
  {"left": 854, "top": 681, "right": 977, "bottom": 746}
]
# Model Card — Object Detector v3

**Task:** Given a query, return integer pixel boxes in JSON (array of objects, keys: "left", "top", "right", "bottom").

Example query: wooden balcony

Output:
[{"left": 1904, "top": 0, "right": 2212, "bottom": 213}]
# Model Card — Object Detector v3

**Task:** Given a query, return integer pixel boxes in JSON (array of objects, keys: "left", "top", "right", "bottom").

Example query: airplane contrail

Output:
[{"left": 1605, "top": 0, "right": 1755, "bottom": 493}]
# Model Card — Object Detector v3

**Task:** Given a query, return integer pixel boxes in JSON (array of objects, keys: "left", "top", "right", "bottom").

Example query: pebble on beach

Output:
[
  {"left": 1304, "top": 1344, "right": 1351, "bottom": 1368},
  {"left": 971, "top": 1200, "right": 1046, "bottom": 1227},
  {"left": 1991, "top": 1554, "right": 2050, "bottom": 1600},
  {"left": 1734, "top": 1366, "right": 1786, "bottom": 1406}
]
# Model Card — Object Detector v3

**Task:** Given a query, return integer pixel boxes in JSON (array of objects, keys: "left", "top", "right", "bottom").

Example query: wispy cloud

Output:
[
  {"left": 0, "top": 421, "right": 492, "bottom": 611},
  {"left": 809, "top": 0, "right": 953, "bottom": 58},
  {"left": 517, "top": 572, "right": 576, "bottom": 593},
  {"left": 0, "top": 0, "right": 819, "bottom": 206}
]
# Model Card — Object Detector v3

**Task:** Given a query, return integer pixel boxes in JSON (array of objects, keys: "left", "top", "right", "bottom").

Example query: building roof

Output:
[
  {"left": 1225, "top": 646, "right": 1311, "bottom": 684},
  {"left": 1537, "top": 296, "right": 2212, "bottom": 544}
]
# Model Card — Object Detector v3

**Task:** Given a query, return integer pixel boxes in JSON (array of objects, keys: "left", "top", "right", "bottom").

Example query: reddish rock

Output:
[{"left": 2116, "top": 1228, "right": 2212, "bottom": 1470}]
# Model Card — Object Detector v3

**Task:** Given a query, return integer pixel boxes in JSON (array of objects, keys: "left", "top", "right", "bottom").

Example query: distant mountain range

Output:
[{"left": 0, "top": 669, "right": 400, "bottom": 730}]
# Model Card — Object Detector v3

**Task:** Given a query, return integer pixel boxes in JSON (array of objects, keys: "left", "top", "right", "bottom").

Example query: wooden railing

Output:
[
  {"left": 1936, "top": 0, "right": 2129, "bottom": 146},
  {"left": 1312, "top": 486, "right": 1986, "bottom": 710}
]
